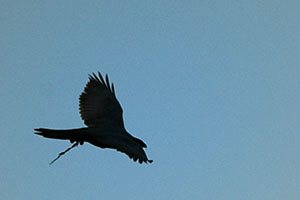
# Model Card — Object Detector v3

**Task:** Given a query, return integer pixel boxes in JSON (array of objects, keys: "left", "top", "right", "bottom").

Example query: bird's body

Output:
[{"left": 35, "top": 72, "right": 152, "bottom": 164}]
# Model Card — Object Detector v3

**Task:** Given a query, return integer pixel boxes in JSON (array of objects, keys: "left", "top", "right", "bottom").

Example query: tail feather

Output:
[{"left": 34, "top": 128, "right": 87, "bottom": 141}]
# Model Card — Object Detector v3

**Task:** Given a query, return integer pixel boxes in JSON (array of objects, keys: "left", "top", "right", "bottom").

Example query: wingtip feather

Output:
[
  {"left": 98, "top": 72, "right": 105, "bottom": 84},
  {"left": 105, "top": 74, "right": 110, "bottom": 89},
  {"left": 111, "top": 83, "right": 115, "bottom": 95}
]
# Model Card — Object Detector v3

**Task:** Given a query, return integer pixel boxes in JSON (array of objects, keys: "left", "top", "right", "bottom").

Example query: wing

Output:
[{"left": 79, "top": 72, "right": 124, "bottom": 128}]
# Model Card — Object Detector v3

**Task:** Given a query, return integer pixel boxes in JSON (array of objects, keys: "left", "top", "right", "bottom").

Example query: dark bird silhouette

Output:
[{"left": 35, "top": 72, "right": 152, "bottom": 164}]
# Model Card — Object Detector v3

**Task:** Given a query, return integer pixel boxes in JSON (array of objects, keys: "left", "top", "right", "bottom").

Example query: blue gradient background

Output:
[{"left": 1, "top": 1, "right": 300, "bottom": 199}]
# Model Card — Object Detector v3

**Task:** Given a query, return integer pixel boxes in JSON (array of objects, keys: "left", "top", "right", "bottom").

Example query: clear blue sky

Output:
[{"left": 1, "top": 1, "right": 299, "bottom": 199}]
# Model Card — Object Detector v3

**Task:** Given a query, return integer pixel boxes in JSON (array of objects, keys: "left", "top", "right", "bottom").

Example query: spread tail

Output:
[{"left": 34, "top": 128, "right": 87, "bottom": 142}]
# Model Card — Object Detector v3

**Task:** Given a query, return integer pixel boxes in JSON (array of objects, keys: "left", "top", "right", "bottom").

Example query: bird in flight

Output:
[{"left": 35, "top": 72, "right": 152, "bottom": 164}]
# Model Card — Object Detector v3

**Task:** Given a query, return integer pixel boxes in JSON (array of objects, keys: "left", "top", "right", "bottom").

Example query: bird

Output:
[{"left": 35, "top": 72, "right": 152, "bottom": 164}]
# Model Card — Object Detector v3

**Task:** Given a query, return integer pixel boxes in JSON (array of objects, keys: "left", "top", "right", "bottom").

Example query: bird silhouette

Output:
[{"left": 35, "top": 72, "right": 152, "bottom": 164}]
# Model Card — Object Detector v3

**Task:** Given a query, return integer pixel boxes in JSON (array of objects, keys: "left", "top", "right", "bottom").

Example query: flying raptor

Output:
[{"left": 35, "top": 72, "right": 152, "bottom": 164}]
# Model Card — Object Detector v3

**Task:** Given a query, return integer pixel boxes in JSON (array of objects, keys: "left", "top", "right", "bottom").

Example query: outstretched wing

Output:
[{"left": 79, "top": 72, "right": 124, "bottom": 128}]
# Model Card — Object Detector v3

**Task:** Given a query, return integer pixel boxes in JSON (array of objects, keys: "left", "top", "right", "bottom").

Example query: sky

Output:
[{"left": 1, "top": 0, "right": 300, "bottom": 199}]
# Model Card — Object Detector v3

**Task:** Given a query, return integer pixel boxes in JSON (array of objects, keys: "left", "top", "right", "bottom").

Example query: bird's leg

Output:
[{"left": 70, "top": 140, "right": 84, "bottom": 145}]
